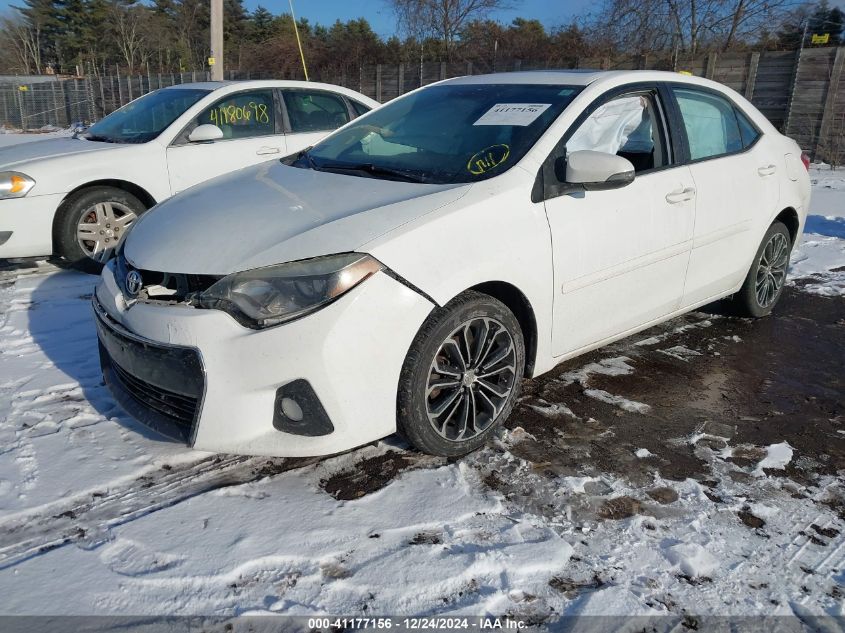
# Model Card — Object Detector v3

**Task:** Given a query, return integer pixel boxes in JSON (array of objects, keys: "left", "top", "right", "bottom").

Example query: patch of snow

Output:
[
  {"left": 634, "top": 448, "right": 653, "bottom": 458},
  {"left": 658, "top": 345, "right": 702, "bottom": 361},
  {"left": 753, "top": 442, "right": 794, "bottom": 477},
  {"left": 583, "top": 388, "right": 651, "bottom": 414},
  {"left": 528, "top": 401, "right": 577, "bottom": 418},
  {"left": 664, "top": 543, "right": 719, "bottom": 579}
]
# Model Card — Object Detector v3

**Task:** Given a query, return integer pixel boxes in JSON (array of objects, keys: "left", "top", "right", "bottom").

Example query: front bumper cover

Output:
[{"left": 95, "top": 260, "right": 434, "bottom": 457}]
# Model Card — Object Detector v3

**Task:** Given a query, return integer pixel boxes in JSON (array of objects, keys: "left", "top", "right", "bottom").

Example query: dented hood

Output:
[{"left": 124, "top": 161, "right": 469, "bottom": 275}]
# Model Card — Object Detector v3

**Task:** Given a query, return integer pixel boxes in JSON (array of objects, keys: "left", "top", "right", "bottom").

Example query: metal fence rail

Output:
[{"left": 2, "top": 48, "right": 844, "bottom": 161}]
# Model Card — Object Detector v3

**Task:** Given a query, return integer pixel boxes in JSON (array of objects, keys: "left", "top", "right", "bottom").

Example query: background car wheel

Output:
[
  {"left": 728, "top": 221, "right": 792, "bottom": 318},
  {"left": 397, "top": 290, "right": 526, "bottom": 457},
  {"left": 54, "top": 186, "right": 146, "bottom": 274}
]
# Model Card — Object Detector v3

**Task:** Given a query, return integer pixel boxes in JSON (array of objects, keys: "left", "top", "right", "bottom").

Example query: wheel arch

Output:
[
  {"left": 468, "top": 280, "right": 538, "bottom": 377},
  {"left": 52, "top": 179, "right": 157, "bottom": 249},
  {"left": 773, "top": 207, "right": 800, "bottom": 245}
]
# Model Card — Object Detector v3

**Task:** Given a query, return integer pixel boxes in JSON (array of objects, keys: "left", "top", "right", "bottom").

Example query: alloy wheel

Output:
[
  {"left": 76, "top": 201, "right": 137, "bottom": 262},
  {"left": 754, "top": 232, "right": 789, "bottom": 309},
  {"left": 425, "top": 317, "right": 517, "bottom": 442}
]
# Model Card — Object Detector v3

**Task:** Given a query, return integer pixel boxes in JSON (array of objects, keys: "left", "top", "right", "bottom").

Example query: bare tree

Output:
[
  {"left": 0, "top": 13, "right": 42, "bottom": 74},
  {"left": 108, "top": 1, "right": 148, "bottom": 73},
  {"left": 390, "top": 0, "right": 515, "bottom": 59},
  {"left": 586, "top": 0, "right": 793, "bottom": 55}
]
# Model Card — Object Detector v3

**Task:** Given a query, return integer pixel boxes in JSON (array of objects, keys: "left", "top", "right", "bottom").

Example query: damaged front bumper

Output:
[{"left": 94, "top": 259, "right": 434, "bottom": 457}]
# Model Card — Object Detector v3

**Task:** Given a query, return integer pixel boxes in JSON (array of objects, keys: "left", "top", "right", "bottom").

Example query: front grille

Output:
[
  {"left": 110, "top": 360, "right": 198, "bottom": 424},
  {"left": 115, "top": 250, "right": 218, "bottom": 303}
]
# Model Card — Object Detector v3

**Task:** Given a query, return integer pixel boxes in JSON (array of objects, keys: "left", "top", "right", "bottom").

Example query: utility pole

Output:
[{"left": 210, "top": 0, "right": 224, "bottom": 81}]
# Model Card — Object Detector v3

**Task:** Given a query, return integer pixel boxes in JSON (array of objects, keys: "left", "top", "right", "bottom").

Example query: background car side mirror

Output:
[
  {"left": 188, "top": 124, "right": 224, "bottom": 143},
  {"left": 562, "top": 150, "right": 635, "bottom": 191}
]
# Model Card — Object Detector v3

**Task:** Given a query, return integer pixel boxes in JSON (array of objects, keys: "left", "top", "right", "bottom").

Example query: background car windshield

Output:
[
  {"left": 303, "top": 84, "right": 581, "bottom": 184},
  {"left": 85, "top": 88, "right": 209, "bottom": 144}
]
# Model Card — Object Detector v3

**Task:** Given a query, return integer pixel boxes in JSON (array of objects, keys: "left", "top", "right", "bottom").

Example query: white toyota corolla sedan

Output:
[
  {"left": 94, "top": 70, "right": 811, "bottom": 458},
  {"left": 0, "top": 80, "right": 377, "bottom": 271}
]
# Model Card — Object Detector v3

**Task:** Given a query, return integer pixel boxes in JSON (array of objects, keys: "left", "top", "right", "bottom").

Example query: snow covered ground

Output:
[{"left": 0, "top": 139, "right": 842, "bottom": 621}]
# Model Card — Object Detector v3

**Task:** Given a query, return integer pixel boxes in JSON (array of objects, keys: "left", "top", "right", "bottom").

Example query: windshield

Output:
[
  {"left": 294, "top": 83, "right": 581, "bottom": 184},
  {"left": 85, "top": 88, "right": 210, "bottom": 144}
]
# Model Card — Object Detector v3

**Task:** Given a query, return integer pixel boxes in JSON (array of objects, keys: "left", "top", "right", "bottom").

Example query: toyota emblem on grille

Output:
[{"left": 125, "top": 270, "right": 143, "bottom": 297}]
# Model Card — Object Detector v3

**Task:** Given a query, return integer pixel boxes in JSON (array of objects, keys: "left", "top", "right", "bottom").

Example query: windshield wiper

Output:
[
  {"left": 83, "top": 133, "right": 117, "bottom": 143},
  {"left": 316, "top": 161, "right": 426, "bottom": 183}
]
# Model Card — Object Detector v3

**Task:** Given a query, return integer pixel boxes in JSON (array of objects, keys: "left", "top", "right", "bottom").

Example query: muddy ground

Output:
[{"left": 324, "top": 288, "right": 844, "bottom": 527}]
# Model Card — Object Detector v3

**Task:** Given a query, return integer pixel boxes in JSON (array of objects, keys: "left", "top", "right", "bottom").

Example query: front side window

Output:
[
  {"left": 195, "top": 90, "right": 276, "bottom": 139},
  {"left": 284, "top": 90, "right": 351, "bottom": 133},
  {"left": 673, "top": 88, "right": 743, "bottom": 160},
  {"left": 566, "top": 92, "right": 668, "bottom": 173},
  {"left": 296, "top": 83, "right": 581, "bottom": 184},
  {"left": 85, "top": 88, "right": 209, "bottom": 144}
]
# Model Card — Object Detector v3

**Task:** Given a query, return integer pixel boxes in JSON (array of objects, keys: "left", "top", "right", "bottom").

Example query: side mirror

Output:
[
  {"left": 188, "top": 124, "right": 224, "bottom": 143},
  {"left": 563, "top": 150, "right": 635, "bottom": 191}
]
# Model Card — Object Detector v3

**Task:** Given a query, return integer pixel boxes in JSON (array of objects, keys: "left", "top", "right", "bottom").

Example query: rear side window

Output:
[
  {"left": 283, "top": 90, "right": 351, "bottom": 132},
  {"left": 195, "top": 90, "right": 276, "bottom": 139},
  {"left": 672, "top": 88, "right": 743, "bottom": 160},
  {"left": 735, "top": 107, "right": 761, "bottom": 148},
  {"left": 349, "top": 99, "right": 371, "bottom": 118}
]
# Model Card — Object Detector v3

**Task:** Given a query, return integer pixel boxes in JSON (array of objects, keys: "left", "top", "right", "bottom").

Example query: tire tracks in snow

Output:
[{"left": 0, "top": 453, "right": 319, "bottom": 570}]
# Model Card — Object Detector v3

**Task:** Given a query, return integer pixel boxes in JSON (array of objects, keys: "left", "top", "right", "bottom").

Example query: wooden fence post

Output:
[
  {"left": 705, "top": 52, "right": 718, "bottom": 79},
  {"left": 397, "top": 63, "right": 404, "bottom": 95},
  {"left": 376, "top": 64, "right": 382, "bottom": 102},
  {"left": 784, "top": 48, "right": 804, "bottom": 136},
  {"left": 815, "top": 47, "right": 845, "bottom": 158},
  {"left": 745, "top": 52, "right": 760, "bottom": 100},
  {"left": 60, "top": 79, "right": 72, "bottom": 125},
  {"left": 117, "top": 74, "right": 124, "bottom": 106},
  {"left": 440, "top": 61, "right": 446, "bottom": 80},
  {"left": 466, "top": 61, "right": 473, "bottom": 76}
]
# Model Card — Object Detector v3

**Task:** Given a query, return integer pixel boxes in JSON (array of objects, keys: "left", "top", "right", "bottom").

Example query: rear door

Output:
[
  {"left": 669, "top": 86, "right": 779, "bottom": 307},
  {"left": 541, "top": 85, "right": 696, "bottom": 356},
  {"left": 166, "top": 88, "right": 285, "bottom": 194},
  {"left": 280, "top": 88, "right": 356, "bottom": 153}
]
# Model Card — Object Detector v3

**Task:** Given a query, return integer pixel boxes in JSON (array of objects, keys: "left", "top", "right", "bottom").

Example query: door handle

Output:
[
  {"left": 758, "top": 164, "right": 776, "bottom": 176},
  {"left": 257, "top": 146, "right": 281, "bottom": 155},
  {"left": 665, "top": 187, "right": 696, "bottom": 204}
]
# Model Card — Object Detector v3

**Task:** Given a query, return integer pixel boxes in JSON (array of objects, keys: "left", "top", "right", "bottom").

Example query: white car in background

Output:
[
  {"left": 0, "top": 80, "right": 378, "bottom": 271},
  {"left": 94, "top": 70, "right": 810, "bottom": 458}
]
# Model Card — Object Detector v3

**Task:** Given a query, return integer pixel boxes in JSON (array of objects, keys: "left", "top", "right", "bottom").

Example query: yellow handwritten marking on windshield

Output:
[
  {"left": 467, "top": 144, "right": 510, "bottom": 175},
  {"left": 209, "top": 101, "right": 270, "bottom": 126}
]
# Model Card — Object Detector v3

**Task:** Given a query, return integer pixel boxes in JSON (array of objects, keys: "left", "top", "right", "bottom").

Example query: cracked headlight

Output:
[
  {"left": 0, "top": 172, "right": 35, "bottom": 199},
  {"left": 197, "top": 253, "right": 383, "bottom": 329}
]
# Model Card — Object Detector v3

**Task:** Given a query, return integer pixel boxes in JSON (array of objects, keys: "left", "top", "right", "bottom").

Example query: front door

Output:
[
  {"left": 542, "top": 88, "right": 696, "bottom": 356},
  {"left": 166, "top": 89, "right": 285, "bottom": 194}
]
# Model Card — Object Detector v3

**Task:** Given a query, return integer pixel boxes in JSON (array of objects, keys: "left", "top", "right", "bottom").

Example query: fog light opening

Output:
[{"left": 280, "top": 397, "right": 303, "bottom": 422}]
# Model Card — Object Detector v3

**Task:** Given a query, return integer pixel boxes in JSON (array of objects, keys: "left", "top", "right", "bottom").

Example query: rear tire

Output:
[
  {"left": 728, "top": 221, "right": 792, "bottom": 317},
  {"left": 397, "top": 290, "right": 525, "bottom": 457},
  {"left": 54, "top": 186, "right": 146, "bottom": 275}
]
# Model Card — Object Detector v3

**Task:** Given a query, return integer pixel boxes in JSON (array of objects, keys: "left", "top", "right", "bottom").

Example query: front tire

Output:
[
  {"left": 729, "top": 221, "right": 792, "bottom": 317},
  {"left": 54, "top": 186, "right": 146, "bottom": 274},
  {"left": 397, "top": 290, "right": 525, "bottom": 457}
]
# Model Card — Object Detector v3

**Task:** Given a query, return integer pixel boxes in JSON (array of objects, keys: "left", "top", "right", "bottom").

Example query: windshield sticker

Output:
[
  {"left": 473, "top": 103, "right": 552, "bottom": 126},
  {"left": 467, "top": 144, "right": 510, "bottom": 175}
]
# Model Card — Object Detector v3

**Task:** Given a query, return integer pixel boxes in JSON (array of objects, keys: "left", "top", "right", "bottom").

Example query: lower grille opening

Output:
[{"left": 110, "top": 360, "right": 198, "bottom": 425}]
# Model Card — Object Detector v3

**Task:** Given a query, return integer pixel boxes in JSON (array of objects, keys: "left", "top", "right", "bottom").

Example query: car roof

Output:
[
  {"left": 162, "top": 79, "right": 364, "bottom": 93},
  {"left": 441, "top": 69, "right": 714, "bottom": 88}
]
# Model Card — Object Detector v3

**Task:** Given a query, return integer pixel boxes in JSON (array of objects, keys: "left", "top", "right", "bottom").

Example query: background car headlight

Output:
[
  {"left": 0, "top": 172, "right": 35, "bottom": 199},
  {"left": 197, "top": 253, "right": 383, "bottom": 328}
]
